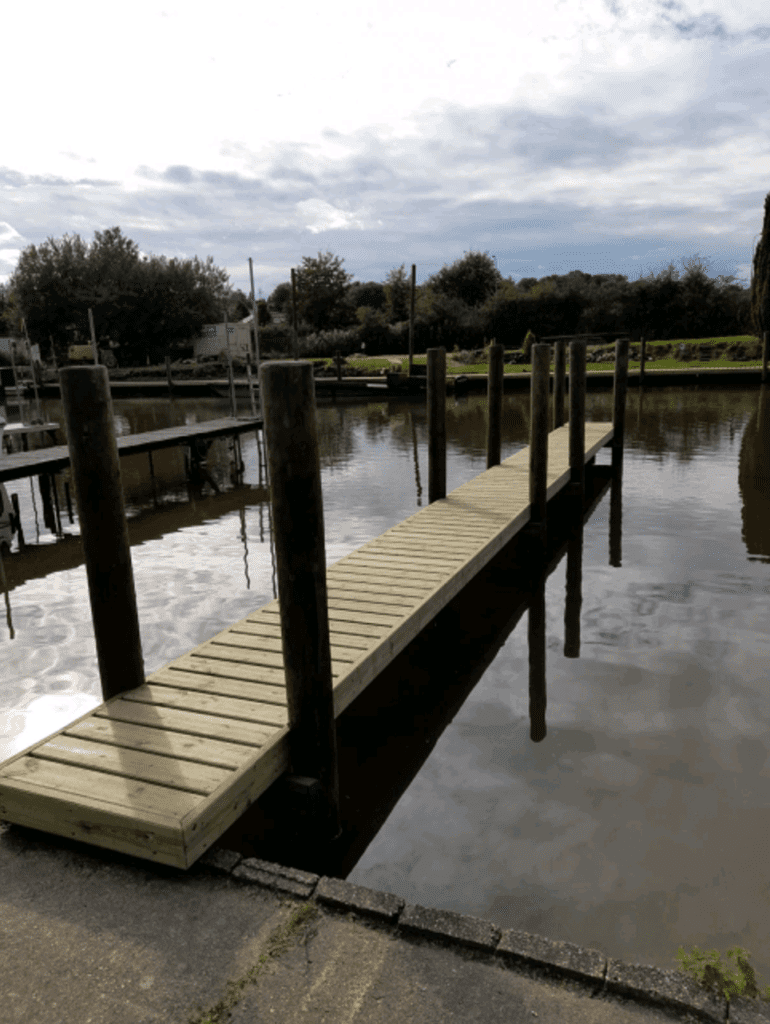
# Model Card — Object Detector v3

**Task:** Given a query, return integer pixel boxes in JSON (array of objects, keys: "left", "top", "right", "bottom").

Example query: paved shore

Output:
[{"left": 2, "top": 824, "right": 769, "bottom": 1024}]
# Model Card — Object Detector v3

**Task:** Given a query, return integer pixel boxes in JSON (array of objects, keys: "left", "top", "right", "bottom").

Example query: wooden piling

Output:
[
  {"left": 427, "top": 347, "right": 447, "bottom": 503},
  {"left": 248, "top": 257, "right": 262, "bottom": 380},
  {"left": 408, "top": 264, "right": 416, "bottom": 377},
  {"left": 246, "top": 354, "right": 257, "bottom": 418},
  {"left": 639, "top": 336, "right": 647, "bottom": 386},
  {"left": 291, "top": 268, "right": 299, "bottom": 360},
  {"left": 88, "top": 308, "right": 99, "bottom": 365},
  {"left": 165, "top": 356, "right": 174, "bottom": 398},
  {"left": 763, "top": 331, "right": 769, "bottom": 385},
  {"left": 37, "top": 474, "right": 56, "bottom": 534},
  {"left": 553, "top": 340, "right": 566, "bottom": 429},
  {"left": 486, "top": 343, "right": 504, "bottom": 468},
  {"left": 59, "top": 366, "right": 145, "bottom": 701},
  {"left": 64, "top": 481, "right": 74, "bottom": 524},
  {"left": 612, "top": 337, "right": 630, "bottom": 472},
  {"left": 260, "top": 360, "right": 340, "bottom": 837},
  {"left": 569, "top": 340, "right": 587, "bottom": 497},
  {"left": 529, "top": 343, "right": 550, "bottom": 532},
  {"left": 335, "top": 350, "right": 342, "bottom": 382}
]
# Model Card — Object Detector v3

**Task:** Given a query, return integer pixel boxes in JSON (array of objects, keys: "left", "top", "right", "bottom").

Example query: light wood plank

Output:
[
  {"left": 67, "top": 717, "right": 256, "bottom": 769},
  {"left": 334, "top": 553, "right": 457, "bottom": 574},
  {"left": 33, "top": 735, "right": 231, "bottom": 795},
  {"left": 171, "top": 654, "right": 287, "bottom": 687},
  {"left": 230, "top": 622, "right": 373, "bottom": 651},
  {"left": 122, "top": 684, "right": 289, "bottom": 728},
  {"left": 149, "top": 667, "right": 288, "bottom": 705},
  {"left": 95, "top": 701, "right": 274, "bottom": 747}
]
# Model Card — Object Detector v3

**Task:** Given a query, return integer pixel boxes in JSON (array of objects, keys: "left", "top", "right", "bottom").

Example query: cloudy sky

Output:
[{"left": 2, "top": 0, "right": 768, "bottom": 300}]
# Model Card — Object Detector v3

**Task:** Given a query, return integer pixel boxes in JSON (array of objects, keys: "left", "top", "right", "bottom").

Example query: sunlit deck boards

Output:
[{"left": 0, "top": 422, "right": 613, "bottom": 868}]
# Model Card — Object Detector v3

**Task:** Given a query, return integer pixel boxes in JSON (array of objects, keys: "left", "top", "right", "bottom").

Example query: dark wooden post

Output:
[
  {"left": 427, "top": 347, "right": 446, "bottom": 502},
  {"left": 290, "top": 268, "right": 299, "bottom": 360},
  {"left": 639, "top": 336, "right": 647, "bottom": 386},
  {"left": 64, "top": 481, "right": 74, "bottom": 524},
  {"left": 37, "top": 474, "right": 56, "bottom": 534},
  {"left": 564, "top": 521, "right": 583, "bottom": 658},
  {"left": 334, "top": 350, "right": 342, "bottom": 381},
  {"left": 260, "top": 360, "right": 340, "bottom": 837},
  {"left": 762, "top": 331, "right": 769, "bottom": 385},
  {"left": 569, "top": 340, "right": 587, "bottom": 498},
  {"left": 529, "top": 343, "right": 550, "bottom": 534},
  {"left": 487, "top": 343, "right": 504, "bottom": 468},
  {"left": 553, "top": 340, "right": 566, "bottom": 429},
  {"left": 610, "top": 466, "right": 623, "bottom": 567},
  {"left": 59, "top": 366, "right": 145, "bottom": 701},
  {"left": 408, "top": 264, "right": 416, "bottom": 377},
  {"left": 246, "top": 353, "right": 258, "bottom": 418},
  {"left": 612, "top": 337, "right": 630, "bottom": 472}
]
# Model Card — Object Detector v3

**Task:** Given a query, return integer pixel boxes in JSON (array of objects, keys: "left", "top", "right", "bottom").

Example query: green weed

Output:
[{"left": 676, "top": 945, "right": 770, "bottom": 1004}]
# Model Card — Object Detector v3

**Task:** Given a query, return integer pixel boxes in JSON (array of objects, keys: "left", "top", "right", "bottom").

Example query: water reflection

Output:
[{"left": 739, "top": 384, "right": 770, "bottom": 561}]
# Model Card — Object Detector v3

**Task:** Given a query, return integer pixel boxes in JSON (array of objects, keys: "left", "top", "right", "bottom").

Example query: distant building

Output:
[
  {"left": 0, "top": 337, "right": 41, "bottom": 363},
  {"left": 193, "top": 322, "right": 253, "bottom": 361}
]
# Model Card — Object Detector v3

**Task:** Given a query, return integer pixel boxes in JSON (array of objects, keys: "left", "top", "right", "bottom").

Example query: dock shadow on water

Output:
[{"left": 217, "top": 465, "right": 618, "bottom": 878}]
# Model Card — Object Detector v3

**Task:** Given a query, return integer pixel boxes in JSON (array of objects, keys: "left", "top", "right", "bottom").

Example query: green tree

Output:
[
  {"left": 751, "top": 194, "right": 770, "bottom": 341},
  {"left": 383, "top": 264, "right": 411, "bottom": 323},
  {"left": 427, "top": 250, "right": 502, "bottom": 307},
  {"left": 268, "top": 281, "right": 292, "bottom": 313},
  {"left": 294, "top": 251, "right": 354, "bottom": 331}
]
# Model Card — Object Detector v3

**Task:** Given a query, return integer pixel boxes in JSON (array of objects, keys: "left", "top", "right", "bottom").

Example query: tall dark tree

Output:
[
  {"left": 751, "top": 193, "right": 770, "bottom": 341},
  {"left": 294, "top": 251, "right": 353, "bottom": 331},
  {"left": 427, "top": 250, "right": 502, "bottom": 307},
  {"left": 383, "top": 264, "right": 411, "bottom": 323}
]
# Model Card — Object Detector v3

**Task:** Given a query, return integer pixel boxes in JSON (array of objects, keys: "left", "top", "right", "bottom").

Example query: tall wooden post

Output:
[
  {"left": 569, "top": 340, "right": 587, "bottom": 498},
  {"left": 334, "top": 350, "right": 342, "bottom": 381},
  {"left": 291, "top": 268, "right": 299, "bottom": 360},
  {"left": 427, "top": 347, "right": 446, "bottom": 503},
  {"left": 762, "top": 331, "right": 769, "bottom": 385},
  {"left": 612, "top": 337, "right": 630, "bottom": 472},
  {"left": 88, "top": 308, "right": 99, "bottom": 365},
  {"left": 11, "top": 493, "right": 25, "bottom": 549},
  {"left": 246, "top": 354, "right": 258, "bottom": 418},
  {"left": 553, "top": 340, "right": 566, "bottom": 429},
  {"left": 408, "top": 264, "right": 416, "bottom": 377},
  {"left": 248, "top": 258, "right": 261, "bottom": 380},
  {"left": 487, "top": 343, "right": 504, "bottom": 468},
  {"left": 59, "top": 366, "right": 145, "bottom": 701},
  {"left": 529, "top": 343, "right": 550, "bottom": 535},
  {"left": 639, "top": 336, "right": 647, "bottom": 386},
  {"left": 260, "top": 361, "right": 340, "bottom": 837},
  {"left": 165, "top": 355, "right": 174, "bottom": 398}
]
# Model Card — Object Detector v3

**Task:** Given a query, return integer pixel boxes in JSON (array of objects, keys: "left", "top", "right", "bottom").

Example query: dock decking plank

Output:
[{"left": 0, "top": 421, "right": 614, "bottom": 867}]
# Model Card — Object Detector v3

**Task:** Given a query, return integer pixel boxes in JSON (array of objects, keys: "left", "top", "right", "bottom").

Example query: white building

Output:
[
  {"left": 0, "top": 337, "right": 41, "bottom": 363},
  {"left": 193, "top": 322, "right": 253, "bottom": 361}
]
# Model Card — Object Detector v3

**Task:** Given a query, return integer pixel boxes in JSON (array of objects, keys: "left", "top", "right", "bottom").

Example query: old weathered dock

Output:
[
  {"left": 0, "top": 420, "right": 612, "bottom": 868},
  {"left": 0, "top": 416, "right": 261, "bottom": 484}
]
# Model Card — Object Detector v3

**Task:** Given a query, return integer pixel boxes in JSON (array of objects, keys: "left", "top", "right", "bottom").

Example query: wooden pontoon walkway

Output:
[
  {"left": 0, "top": 422, "right": 613, "bottom": 868},
  {"left": 0, "top": 416, "right": 262, "bottom": 483}
]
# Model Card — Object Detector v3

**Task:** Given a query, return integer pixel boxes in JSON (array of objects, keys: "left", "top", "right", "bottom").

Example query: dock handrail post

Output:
[
  {"left": 612, "top": 337, "right": 630, "bottom": 472},
  {"left": 569, "top": 340, "right": 587, "bottom": 498},
  {"left": 486, "top": 343, "right": 504, "bottom": 468},
  {"left": 762, "top": 331, "right": 769, "bottom": 385},
  {"left": 639, "top": 336, "right": 647, "bottom": 386},
  {"left": 261, "top": 360, "right": 340, "bottom": 839},
  {"left": 59, "top": 366, "right": 145, "bottom": 701},
  {"left": 427, "top": 347, "right": 447, "bottom": 502},
  {"left": 553, "top": 340, "right": 566, "bottom": 429},
  {"left": 529, "top": 343, "right": 550, "bottom": 538}
]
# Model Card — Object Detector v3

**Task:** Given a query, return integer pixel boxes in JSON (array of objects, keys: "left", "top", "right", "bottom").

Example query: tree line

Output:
[{"left": 0, "top": 221, "right": 764, "bottom": 366}]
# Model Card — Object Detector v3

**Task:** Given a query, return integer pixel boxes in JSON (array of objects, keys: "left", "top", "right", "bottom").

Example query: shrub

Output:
[
  {"left": 522, "top": 329, "right": 537, "bottom": 360},
  {"left": 676, "top": 945, "right": 770, "bottom": 1005}
]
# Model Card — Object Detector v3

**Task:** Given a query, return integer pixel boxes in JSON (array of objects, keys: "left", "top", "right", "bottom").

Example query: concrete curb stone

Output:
[
  {"left": 315, "top": 875, "right": 404, "bottom": 922},
  {"left": 398, "top": 903, "right": 501, "bottom": 951},
  {"left": 200, "top": 847, "right": 770, "bottom": 1023},
  {"left": 498, "top": 927, "right": 605, "bottom": 984}
]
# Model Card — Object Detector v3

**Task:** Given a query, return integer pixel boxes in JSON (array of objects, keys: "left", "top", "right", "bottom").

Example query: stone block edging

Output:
[{"left": 199, "top": 848, "right": 770, "bottom": 1024}]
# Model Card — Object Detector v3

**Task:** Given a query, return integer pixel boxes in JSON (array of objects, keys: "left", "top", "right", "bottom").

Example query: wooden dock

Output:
[
  {"left": 0, "top": 421, "right": 612, "bottom": 868},
  {"left": 0, "top": 417, "right": 262, "bottom": 484}
]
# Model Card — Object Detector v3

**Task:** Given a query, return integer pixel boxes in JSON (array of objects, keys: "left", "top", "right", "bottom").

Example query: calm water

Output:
[{"left": 1, "top": 386, "right": 769, "bottom": 976}]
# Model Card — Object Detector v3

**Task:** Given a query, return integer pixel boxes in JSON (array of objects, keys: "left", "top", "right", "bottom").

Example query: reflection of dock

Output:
[
  {"left": 0, "top": 422, "right": 612, "bottom": 869},
  {"left": 0, "top": 417, "right": 262, "bottom": 484}
]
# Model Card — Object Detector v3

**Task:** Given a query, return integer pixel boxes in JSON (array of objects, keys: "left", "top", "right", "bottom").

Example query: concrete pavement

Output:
[{"left": 1, "top": 822, "right": 768, "bottom": 1024}]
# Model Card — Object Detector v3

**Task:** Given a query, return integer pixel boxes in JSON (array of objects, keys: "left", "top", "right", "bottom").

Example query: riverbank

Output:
[{"left": 4, "top": 822, "right": 765, "bottom": 1024}]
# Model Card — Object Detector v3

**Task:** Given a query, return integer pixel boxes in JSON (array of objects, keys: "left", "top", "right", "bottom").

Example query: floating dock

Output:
[
  {"left": 0, "top": 422, "right": 613, "bottom": 868},
  {"left": 0, "top": 417, "right": 262, "bottom": 484}
]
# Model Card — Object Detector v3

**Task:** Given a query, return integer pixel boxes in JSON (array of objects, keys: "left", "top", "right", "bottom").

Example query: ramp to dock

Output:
[{"left": 0, "top": 422, "right": 613, "bottom": 868}]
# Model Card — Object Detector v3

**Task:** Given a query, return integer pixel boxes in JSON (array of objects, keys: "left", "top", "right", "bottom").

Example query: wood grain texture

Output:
[{"left": 0, "top": 421, "right": 613, "bottom": 868}]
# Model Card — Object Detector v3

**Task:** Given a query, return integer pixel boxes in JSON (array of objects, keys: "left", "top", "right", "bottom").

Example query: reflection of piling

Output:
[
  {"left": 59, "top": 366, "right": 145, "bottom": 701},
  {"left": 529, "top": 344, "right": 550, "bottom": 537},
  {"left": 261, "top": 360, "right": 340, "bottom": 839},
  {"left": 553, "top": 340, "right": 566, "bottom": 429},
  {"left": 612, "top": 337, "right": 629, "bottom": 473},
  {"left": 564, "top": 521, "right": 583, "bottom": 658},
  {"left": 529, "top": 574, "right": 547, "bottom": 742},
  {"left": 428, "top": 347, "right": 446, "bottom": 503},
  {"left": 10, "top": 493, "right": 24, "bottom": 549},
  {"left": 639, "top": 336, "right": 647, "bottom": 386},
  {"left": 569, "top": 340, "right": 587, "bottom": 498},
  {"left": 610, "top": 465, "right": 623, "bottom": 567},
  {"left": 486, "top": 343, "right": 503, "bottom": 468}
]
